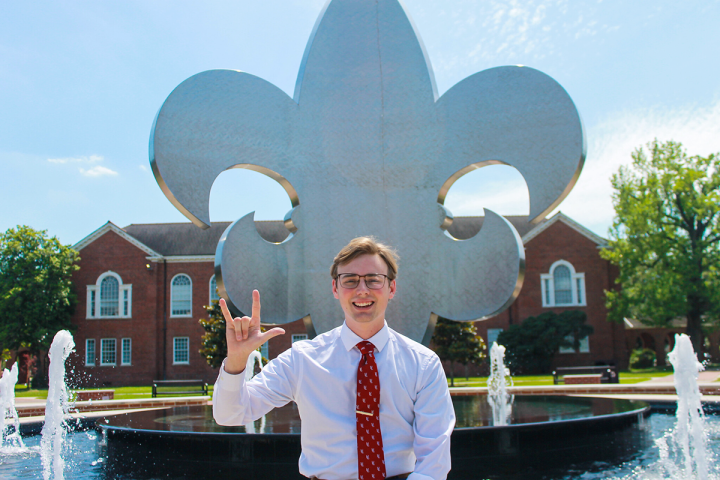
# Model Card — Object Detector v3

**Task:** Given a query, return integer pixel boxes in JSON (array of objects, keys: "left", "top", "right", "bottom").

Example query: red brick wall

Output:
[{"left": 68, "top": 228, "right": 315, "bottom": 387}]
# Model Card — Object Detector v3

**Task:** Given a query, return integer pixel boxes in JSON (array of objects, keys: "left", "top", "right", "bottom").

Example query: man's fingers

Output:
[
  {"left": 260, "top": 327, "right": 285, "bottom": 343},
  {"left": 219, "top": 299, "right": 235, "bottom": 325},
  {"left": 251, "top": 289, "right": 261, "bottom": 322},
  {"left": 241, "top": 316, "right": 251, "bottom": 340}
]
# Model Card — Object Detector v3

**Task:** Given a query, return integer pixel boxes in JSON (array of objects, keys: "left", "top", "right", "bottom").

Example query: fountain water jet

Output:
[
  {"left": 243, "top": 350, "right": 266, "bottom": 434},
  {"left": 40, "top": 330, "right": 75, "bottom": 480},
  {"left": 0, "top": 362, "right": 24, "bottom": 449},
  {"left": 487, "top": 342, "right": 513, "bottom": 426},
  {"left": 656, "top": 333, "right": 710, "bottom": 480}
]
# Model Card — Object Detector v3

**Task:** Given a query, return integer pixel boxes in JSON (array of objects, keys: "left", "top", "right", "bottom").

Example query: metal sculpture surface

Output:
[{"left": 150, "top": 0, "right": 585, "bottom": 344}]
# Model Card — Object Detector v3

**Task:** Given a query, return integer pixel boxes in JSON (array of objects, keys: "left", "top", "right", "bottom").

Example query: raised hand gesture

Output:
[{"left": 219, "top": 290, "right": 285, "bottom": 374}]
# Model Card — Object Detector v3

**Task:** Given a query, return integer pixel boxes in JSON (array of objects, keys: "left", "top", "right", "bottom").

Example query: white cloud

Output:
[
  {"left": 79, "top": 166, "right": 118, "bottom": 177},
  {"left": 552, "top": 98, "right": 720, "bottom": 236},
  {"left": 47, "top": 155, "right": 103, "bottom": 164},
  {"left": 139, "top": 164, "right": 148, "bottom": 172}
]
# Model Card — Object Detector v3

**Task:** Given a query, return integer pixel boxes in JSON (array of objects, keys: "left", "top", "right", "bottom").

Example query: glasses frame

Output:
[{"left": 336, "top": 273, "right": 390, "bottom": 290}]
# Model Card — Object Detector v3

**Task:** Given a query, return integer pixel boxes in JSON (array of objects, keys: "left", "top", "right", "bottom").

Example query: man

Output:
[{"left": 213, "top": 237, "right": 455, "bottom": 480}]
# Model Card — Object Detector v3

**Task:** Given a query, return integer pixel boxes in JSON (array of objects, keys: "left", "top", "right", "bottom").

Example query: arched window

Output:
[
  {"left": 171, "top": 274, "right": 192, "bottom": 317},
  {"left": 86, "top": 271, "right": 132, "bottom": 319},
  {"left": 209, "top": 275, "right": 220, "bottom": 304},
  {"left": 540, "top": 260, "right": 586, "bottom": 308},
  {"left": 100, "top": 276, "right": 119, "bottom": 316},
  {"left": 553, "top": 265, "right": 572, "bottom": 305}
]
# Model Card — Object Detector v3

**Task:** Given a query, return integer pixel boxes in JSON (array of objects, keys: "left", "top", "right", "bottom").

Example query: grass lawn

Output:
[
  {"left": 447, "top": 370, "right": 674, "bottom": 388},
  {"left": 14, "top": 384, "right": 214, "bottom": 400}
]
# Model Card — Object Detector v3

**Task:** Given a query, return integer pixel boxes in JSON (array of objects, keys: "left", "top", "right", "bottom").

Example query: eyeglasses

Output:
[{"left": 336, "top": 273, "right": 389, "bottom": 290}]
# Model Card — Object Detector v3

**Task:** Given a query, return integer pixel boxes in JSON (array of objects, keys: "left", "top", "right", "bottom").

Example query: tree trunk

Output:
[
  {"left": 685, "top": 312, "right": 704, "bottom": 360},
  {"left": 450, "top": 361, "right": 455, "bottom": 387},
  {"left": 465, "top": 364, "right": 469, "bottom": 381}
]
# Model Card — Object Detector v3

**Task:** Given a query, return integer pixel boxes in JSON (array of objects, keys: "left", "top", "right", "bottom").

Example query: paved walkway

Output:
[{"left": 640, "top": 371, "right": 720, "bottom": 384}]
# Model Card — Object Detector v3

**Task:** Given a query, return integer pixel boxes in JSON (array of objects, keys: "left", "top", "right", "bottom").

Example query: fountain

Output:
[
  {"left": 0, "top": 362, "right": 24, "bottom": 449},
  {"left": 3, "top": 330, "right": 720, "bottom": 479},
  {"left": 40, "top": 330, "right": 75, "bottom": 480},
  {"left": 487, "top": 342, "right": 514, "bottom": 426}
]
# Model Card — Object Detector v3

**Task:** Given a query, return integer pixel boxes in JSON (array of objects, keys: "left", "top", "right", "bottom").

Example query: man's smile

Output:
[{"left": 353, "top": 300, "right": 375, "bottom": 309}]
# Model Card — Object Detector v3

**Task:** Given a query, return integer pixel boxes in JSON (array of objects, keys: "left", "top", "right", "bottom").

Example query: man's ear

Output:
[
  {"left": 332, "top": 279, "right": 339, "bottom": 299},
  {"left": 388, "top": 279, "right": 396, "bottom": 299}
]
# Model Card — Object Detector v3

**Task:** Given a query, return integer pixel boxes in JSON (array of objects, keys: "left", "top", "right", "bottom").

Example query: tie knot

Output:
[{"left": 357, "top": 341, "right": 375, "bottom": 355}]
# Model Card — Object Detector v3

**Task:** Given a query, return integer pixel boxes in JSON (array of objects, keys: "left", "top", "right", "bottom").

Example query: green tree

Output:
[
  {"left": 431, "top": 317, "right": 487, "bottom": 386},
  {"left": 496, "top": 310, "right": 593, "bottom": 374},
  {"left": 0, "top": 226, "right": 79, "bottom": 386},
  {"left": 601, "top": 140, "right": 720, "bottom": 355},
  {"left": 199, "top": 301, "right": 227, "bottom": 369}
]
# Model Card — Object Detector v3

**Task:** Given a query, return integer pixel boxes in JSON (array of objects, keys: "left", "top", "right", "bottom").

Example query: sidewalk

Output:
[{"left": 639, "top": 370, "right": 720, "bottom": 384}]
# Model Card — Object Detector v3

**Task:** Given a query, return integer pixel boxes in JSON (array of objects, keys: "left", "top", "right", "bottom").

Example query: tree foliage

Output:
[
  {"left": 496, "top": 310, "right": 593, "bottom": 374},
  {"left": 432, "top": 317, "right": 487, "bottom": 386},
  {"left": 0, "top": 226, "right": 79, "bottom": 355},
  {"left": 199, "top": 301, "right": 228, "bottom": 369},
  {"left": 601, "top": 140, "right": 720, "bottom": 354}
]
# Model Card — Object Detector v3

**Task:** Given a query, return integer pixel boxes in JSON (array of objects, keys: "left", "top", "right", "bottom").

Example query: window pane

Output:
[
  {"left": 210, "top": 276, "right": 220, "bottom": 302},
  {"left": 101, "top": 339, "right": 116, "bottom": 365},
  {"left": 576, "top": 278, "right": 583, "bottom": 304},
  {"left": 559, "top": 334, "right": 575, "bottom": 354},
  {"left": 172, "top": 275, "right": 192, "bottom": 316},
  {"left": 544, "top": 279, "right": 550, "bottom": 305},
  {"left": 86, "top": 339, "right": 95, "bottom": 366},
  {"left": 90, "top": 290, "right": 96, "bottom": 317},
  {"left": 100, "top": 276, "right": 119, "bottom": 316},
  {"left": 174, "top": 337, "right": 189, "bottom": 364},
  {"left": 579, "top": 336, "right": 590, "bottom": 353},
  {"left": 291, "top": 334, "right": 308, "bottom": 343},
  {"left": 554, "top": 266, "right": 572, "bottom": 305},
  {"left": 121, "top": 338, "right": 132, "bottom": 365},
  {"left": 123, "top": 290, "right": 129, "bottom": 316},
  {"left": 260, "top": 342, "right": 269, "bottom": 360}
]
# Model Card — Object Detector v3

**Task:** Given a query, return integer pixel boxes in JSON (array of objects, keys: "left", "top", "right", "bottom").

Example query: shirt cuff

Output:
[{"left": 218, "top": 359, "right": 246, "bottom": 392}]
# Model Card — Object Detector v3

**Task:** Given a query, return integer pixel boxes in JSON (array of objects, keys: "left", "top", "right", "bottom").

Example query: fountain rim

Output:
[{"left": 96, "top": 397, "right": 650, "bottom": 437}]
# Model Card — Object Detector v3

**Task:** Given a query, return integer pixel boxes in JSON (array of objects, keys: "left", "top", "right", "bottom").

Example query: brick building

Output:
[{"left": 69, "top": 212, "right": 630, "bottom": 387}]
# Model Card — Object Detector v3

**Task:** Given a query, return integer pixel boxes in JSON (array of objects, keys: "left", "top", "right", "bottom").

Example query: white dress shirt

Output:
[{"left": 213, "top": 321, "right": 455, "bottom": 480}]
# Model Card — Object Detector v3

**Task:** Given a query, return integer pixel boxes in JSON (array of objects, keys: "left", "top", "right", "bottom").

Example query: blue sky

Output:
[{"left": 2, "top": 0, "right": 719, "bottom": 246}]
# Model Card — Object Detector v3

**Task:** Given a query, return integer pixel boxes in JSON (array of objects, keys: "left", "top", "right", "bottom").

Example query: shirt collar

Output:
[{"left": 340, "top": 321, "right": 390, "bottom": 352}]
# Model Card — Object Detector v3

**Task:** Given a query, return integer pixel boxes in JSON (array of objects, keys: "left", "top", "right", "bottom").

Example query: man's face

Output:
[{"left": 332, "top": 254, "right": 396, "bottom": 331}]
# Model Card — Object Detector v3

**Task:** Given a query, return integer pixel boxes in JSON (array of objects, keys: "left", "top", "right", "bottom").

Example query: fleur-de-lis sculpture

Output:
[{"left": 150, "top": 0, "right": 584, "bottom": 344}]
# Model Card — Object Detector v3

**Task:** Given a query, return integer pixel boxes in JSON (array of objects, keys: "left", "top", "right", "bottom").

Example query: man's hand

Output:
[{"left": 220, "top": 290, "right": 285, "bottom": 375}]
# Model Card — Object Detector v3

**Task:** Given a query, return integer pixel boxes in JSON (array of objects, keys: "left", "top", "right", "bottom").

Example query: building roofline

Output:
[
  {"left": 73, "top": 221, "right": 162, "bottom": 257},
  {"left": 522, "top": 212, "right": 607, "bottom": 246}
]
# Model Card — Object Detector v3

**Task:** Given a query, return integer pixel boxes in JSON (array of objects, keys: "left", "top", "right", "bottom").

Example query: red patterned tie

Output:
[{"left": 356, "top": 341, "right": 386, "bottom": 480}]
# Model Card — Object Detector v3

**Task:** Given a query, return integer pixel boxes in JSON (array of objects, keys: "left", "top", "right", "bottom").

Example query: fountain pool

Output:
[{"left": 2, "top": 409, "right": 719, "bottom": 479}]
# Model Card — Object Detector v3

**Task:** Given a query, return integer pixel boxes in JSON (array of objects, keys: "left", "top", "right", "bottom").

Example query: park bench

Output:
[
  {"left": 152, "top": 379, "right": 209, "bottom": 398},
  {"left": 553, "top": 366, "right": 619, "bottom": 385}
]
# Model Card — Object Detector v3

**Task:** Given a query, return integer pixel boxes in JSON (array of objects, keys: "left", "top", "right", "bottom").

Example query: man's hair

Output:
[{"left": 330, "top": 236, "right": 399, "bottom": 281}]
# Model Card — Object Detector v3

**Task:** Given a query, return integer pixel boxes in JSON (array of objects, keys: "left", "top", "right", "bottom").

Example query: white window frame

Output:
[
  {"left": 170, "top": 274, "right": 193, "bottom": 318},
  {"left": 86, "top": 271, "right": 132, "bottom": 319},
  {"left": 100, "top": 338, "right": 117, "bottom": 366},
  {"left": 292, "top": 334, "right": 308, "bottom": 344},
  {"left": 121, "top": 338, "right": 132, "bottom": 366},
  {"left": 540, "top": 260, "right": 586, "bottom": 308},
  {"left": 85, "top": 339, "right": 96, "bottom": 366},
  {"left": 173, "top": 337, "right": 190, "bottom": 365},
  {"left": 209, "top": 275, "right": 220, "bottom": 304}
]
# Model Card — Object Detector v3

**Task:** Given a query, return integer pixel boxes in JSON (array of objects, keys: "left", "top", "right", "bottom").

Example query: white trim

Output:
[
  {"left": 153, "top": 255, "right": 215, "bottom": 263},
  {"left": 170, "top": 274, "right": 193, "bottom": 317},
  {"left": 73, "top": 221, "right": 161, "bottom": 256},
  {"left": 121, "top": 338, "right": 132, "bottom": 366},
  {"left": 100, "top": 338, "right": 117, "bottom": 366},
  {"left": 173, "top": 337, "right": 190, "bottom": 365},
  {"left": 541, "top": 260, "right": 586, "bottom": 308},
  {"left": 87, "top": 271, "right": 132, "bottom": 319},
  {"left": 522, "top": 212, "right": 607, "bottom": 246},
  {"left": 85, "top": 339, "right": 96, "bottom": 366}
]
